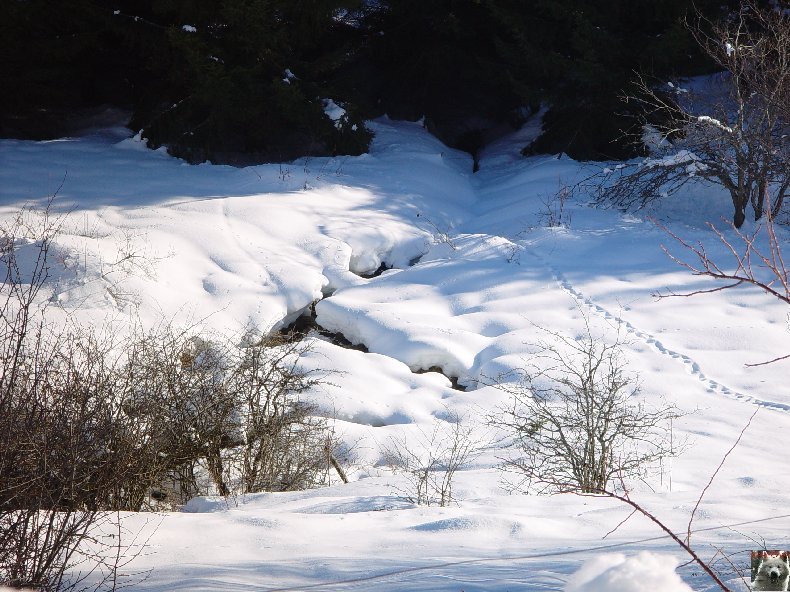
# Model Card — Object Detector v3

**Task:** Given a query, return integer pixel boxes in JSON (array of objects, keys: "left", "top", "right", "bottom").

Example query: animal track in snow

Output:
[{"left": 527, "top": 248, "right": 790, "bottom": 413}]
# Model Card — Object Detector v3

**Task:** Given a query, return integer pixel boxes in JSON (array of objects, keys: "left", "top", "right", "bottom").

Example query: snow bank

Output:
[
  {"left": 296, "top": 337, "right": 456, "bottom": 428},
  {"left": 0, "top": 118, "right": 473, "bottom": 333},
  {"left": 315, "top": 233, "right": 536, "bottom": 383},
  {"left": 565, "top": 552, "right": 693, "bottom": 592}
]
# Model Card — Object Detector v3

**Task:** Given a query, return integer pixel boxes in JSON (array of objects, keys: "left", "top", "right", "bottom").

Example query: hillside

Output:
[{"left": 1, "top": 113, "right": 788, "bottom": 591}]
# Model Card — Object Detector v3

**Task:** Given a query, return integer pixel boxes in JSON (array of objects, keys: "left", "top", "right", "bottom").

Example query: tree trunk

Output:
[
  {"left": 733, "top": 202, "right": 747, "bottom": 228},
  {"left": 206, "top": 449, "right": 229, "bottom": 496},
  {"left": 328, "top": 454, "right": 348, "bottom": 484}
]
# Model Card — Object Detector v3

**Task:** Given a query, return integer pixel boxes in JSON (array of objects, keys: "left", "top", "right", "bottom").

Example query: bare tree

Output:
[
  {"left": 383, "top": 411, "right": 486, "bottom": 507},
  {"left": 596, "top": 1, "right": 789, "bottom": 228},
  {"left": 494, "top": 319, "right": 681, "bottom": 494}
]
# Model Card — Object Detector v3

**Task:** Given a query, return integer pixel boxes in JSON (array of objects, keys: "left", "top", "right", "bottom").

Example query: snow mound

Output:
[
  {"left": 296, "top": 338, "right": 455, "bottom": 428},
  {"left": 315, "top": 234, "right": 530, "bottom": 383},
  {"left": 410, "top": 516, "right": 525, "bottom": 537},
  {"left": 564, "top": 552, "right": 693, "bottom": 592}
]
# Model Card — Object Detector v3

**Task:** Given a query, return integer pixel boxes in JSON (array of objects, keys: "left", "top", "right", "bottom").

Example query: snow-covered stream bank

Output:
[{"left": 2, "top": 116, "right": 790, "bottom": 590}]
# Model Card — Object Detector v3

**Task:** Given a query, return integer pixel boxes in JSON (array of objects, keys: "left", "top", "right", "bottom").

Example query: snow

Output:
[
  {"left": 2, "top": 111, "right": 788, "bottom": 591},
  {"left": 315, "top": 233, "right": 531, "bottom": 383},
  {"left": 643, "top": 148, "right": 703, "bottom": 168},
  {"left": 322, "top": 98, "right": 348, "bottom": 128},
  {"left": 642, "top": 124, "right": 671, "bottom": 153},
  {"left": 564, "top": 552, "right": 693, "bottom": 592},
  {"left": 697, "top": 115, "right": 733, "bottom": 133}
]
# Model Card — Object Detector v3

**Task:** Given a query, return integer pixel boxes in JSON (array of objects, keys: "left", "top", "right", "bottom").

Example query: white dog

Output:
[{"left": 753, "top": 553, "right": 790, "bottom": 591}]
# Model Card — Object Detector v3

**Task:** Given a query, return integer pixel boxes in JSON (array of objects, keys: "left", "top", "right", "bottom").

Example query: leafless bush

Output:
[
  {"left": 595, "top": 1, "right": 789, "bottom": 228},
  {"left": 120, "top": 327, "right": 337, "bottom": 503},
  {"left": 1, "top": 509, "right": 152, "bottom": 592},
  {"left": 231, "top": 332, "right": 336, "bottom": 494},
  {"left": 492, "top": 317, "right": 747, "bottom": 590},
  {"left": 0, "top": 202, "right": 144, "bottom": 590},
  {"left": 489, "top": 312, "right": 753, "bottom": 591},
  {"left": 540, "top": 180, "right": 572, "bottom": 228},
  {"left": 383, "top": 411, "right": 486, "bottom": 507},
  {"left": 493, "top": 319, "right": 682, "bottom": 494},
  {"left": 0, "top": 199, "right": 340, "bottom": 587}
]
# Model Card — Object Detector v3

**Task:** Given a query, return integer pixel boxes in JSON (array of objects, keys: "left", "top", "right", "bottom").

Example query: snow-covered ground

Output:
[{"left": 2, "top": 114, "right": 789, "bottom": 591}]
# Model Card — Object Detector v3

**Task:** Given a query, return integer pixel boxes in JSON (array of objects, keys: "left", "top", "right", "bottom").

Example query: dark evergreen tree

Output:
[
  {"left": 1, "top": 0, "right": 733, "bottom": 163},
  {"left": 363, "top": 0, "right": 727, "bottom": 161},
  {"left": 363, "top": 1, "right": 527, "bottom": 163},
  {"left": 131, "top": 0, "right": 371, "bottom": 163},
  {"left": 510, "top": 0, "right": 727, "bottom": 159},
  {"left": 0, "top": 1, "right": 137, "bottom": 138}
]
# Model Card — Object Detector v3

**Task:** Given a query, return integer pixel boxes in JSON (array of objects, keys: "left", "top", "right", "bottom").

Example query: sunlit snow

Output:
[{"left": 1, "top": 113, "right": 786, "bottom": 591}]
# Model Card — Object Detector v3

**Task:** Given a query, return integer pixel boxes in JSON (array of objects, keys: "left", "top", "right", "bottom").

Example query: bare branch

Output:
[
  {"left": 745, "top": 352, "right": 790, "bottom": 367},
  {"left": 686, "top": 409, "right": 758, "bottom": 546},
  {"left": 593, "top": 488, "right": 733, "bottom": 592}
]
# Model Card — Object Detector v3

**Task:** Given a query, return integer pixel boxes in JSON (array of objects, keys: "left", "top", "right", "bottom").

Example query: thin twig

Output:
[
  {"left": 745, "top": 352, "right": 790, "bottom": 367},
  {"left": 602, "top": 507, "right": 638, "bottom": 539},
  {"left": 686, "top": 409, "right": 757, "bottom": 546}
]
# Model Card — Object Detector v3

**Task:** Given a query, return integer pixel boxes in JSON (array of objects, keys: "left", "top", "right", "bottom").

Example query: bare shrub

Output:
[
  {"left": 383, "top": 411, "right": 485, "bottom": 507},
  {"left": 595, "top": 1, "right": 789, "bottom": 228},
  {"left": 539, "top": 179, "right": 572, "bottom": 228},
  {"left": 0, "top": 199, "right": 339, "bottom": 587},
  {"left": 231, "top": 333, "right": 334, "bottom": 494},
  {"left": 0, "top": 202, "right": 143, "bottom": 589},
  {"left": 494, "top": 319, "right": 682, "bottom": 494},
  {"left": 120, "top": 327, "right": 337, "bottom": 504},
  {"left": 117, "top": 328, "right": 238, "bottom": 503}
]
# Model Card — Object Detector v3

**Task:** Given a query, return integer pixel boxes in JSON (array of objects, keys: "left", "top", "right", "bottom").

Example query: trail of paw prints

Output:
[{"left": 528, "top": 249, "right": 790, "bottom": 413}]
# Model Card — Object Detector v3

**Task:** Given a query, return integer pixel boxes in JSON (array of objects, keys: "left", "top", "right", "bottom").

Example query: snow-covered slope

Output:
[{"left": 2, "top": 115, "right": 788, "bottom": 591}]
